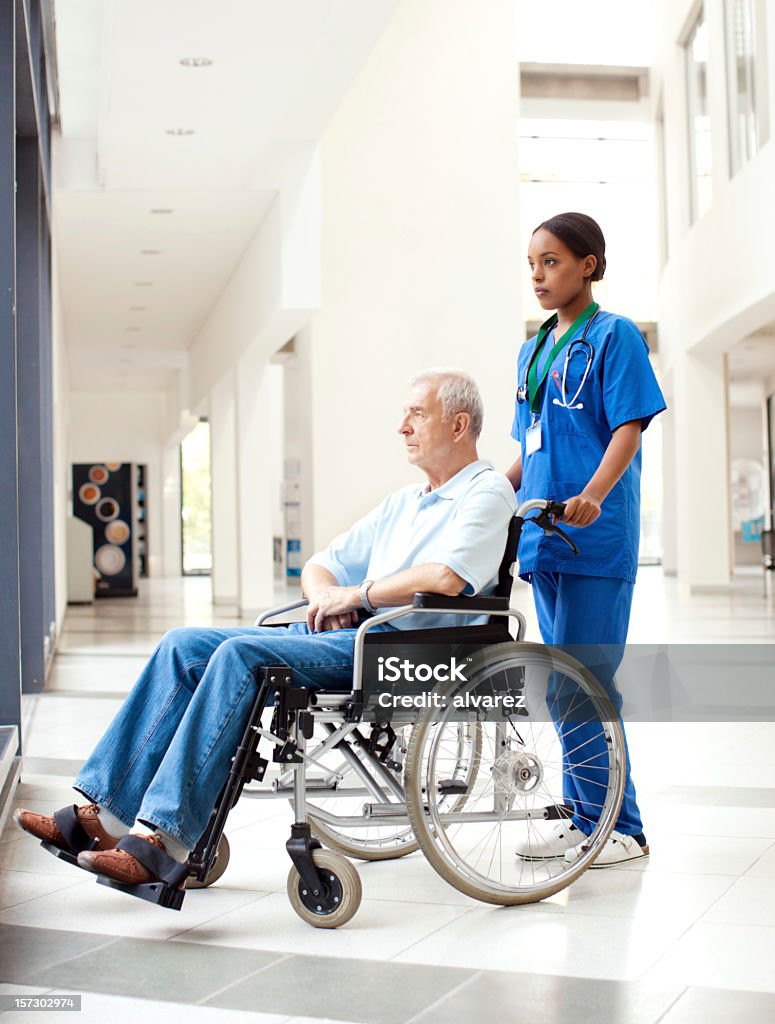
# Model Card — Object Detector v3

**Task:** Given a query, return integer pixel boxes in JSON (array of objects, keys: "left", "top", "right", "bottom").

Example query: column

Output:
[
  {"left": 209, "top": 370, "right": 240, "bottom": 606},
  {"left": 674, "top": 348, "right": 732, "bottom": 590},
  {"left": 235, "top": 343, "right": 276, "bottom": 615}
]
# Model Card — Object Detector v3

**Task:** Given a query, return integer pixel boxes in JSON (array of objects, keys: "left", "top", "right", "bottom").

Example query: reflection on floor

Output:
[{"left": 2, "top": 569, "right": 775, "bottom": 1024}]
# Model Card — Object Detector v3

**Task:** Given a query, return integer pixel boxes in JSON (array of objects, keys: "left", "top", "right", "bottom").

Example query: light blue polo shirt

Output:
[{"left": 308, "top": 460, "right": 517, "bottom": 629}]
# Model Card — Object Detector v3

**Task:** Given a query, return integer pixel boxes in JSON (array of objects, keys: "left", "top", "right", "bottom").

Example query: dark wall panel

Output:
[{"left": 0, "top": 0, "right": 22, "bottom": 742}]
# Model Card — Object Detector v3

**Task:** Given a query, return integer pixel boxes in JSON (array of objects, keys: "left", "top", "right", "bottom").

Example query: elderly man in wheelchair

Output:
[{"left": 14, "top": 367, "right": 626, "bottom": 927}]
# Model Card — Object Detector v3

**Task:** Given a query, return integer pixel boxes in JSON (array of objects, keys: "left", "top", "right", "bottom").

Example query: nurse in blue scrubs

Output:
[{"left": 507, "top": 212, "right": 666, "bottom": 867}]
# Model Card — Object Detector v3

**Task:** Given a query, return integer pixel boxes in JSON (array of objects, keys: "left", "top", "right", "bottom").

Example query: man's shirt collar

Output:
[{"left": 416, "top": 459, "right": 493, "bottom": 502}]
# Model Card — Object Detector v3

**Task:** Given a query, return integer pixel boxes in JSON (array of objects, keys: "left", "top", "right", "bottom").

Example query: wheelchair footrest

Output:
[
  {"left": 95, "top": 875, "right": 186, "bottom": 911},
  {"left": 39, "top": 841, "right": 80, "bottom": 867}
]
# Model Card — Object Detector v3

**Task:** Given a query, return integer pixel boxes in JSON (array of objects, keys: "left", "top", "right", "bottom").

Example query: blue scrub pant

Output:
[{"left": 530, "top": 572, "right": 644, "bottom": 838}]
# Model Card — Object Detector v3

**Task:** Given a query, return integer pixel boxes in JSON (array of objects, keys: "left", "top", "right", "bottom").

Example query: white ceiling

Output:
[{"left": 53, "top": 0, "right": 400, "bottom": 392}]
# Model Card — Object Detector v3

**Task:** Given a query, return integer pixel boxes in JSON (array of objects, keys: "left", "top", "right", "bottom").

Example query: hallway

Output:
[{"left": 1, "top": 574, "right": 775, "bottom": 1022}]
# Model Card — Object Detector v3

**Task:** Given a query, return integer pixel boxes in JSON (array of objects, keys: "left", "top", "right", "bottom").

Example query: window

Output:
[
  {"left": 725, "top": 0, "right": 769, "bottom": 175},
  {"left": 685, "top": 6, "right": 713, "bottom": 221}
]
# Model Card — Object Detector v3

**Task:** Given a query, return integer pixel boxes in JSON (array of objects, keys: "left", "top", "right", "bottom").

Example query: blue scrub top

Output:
[{"left": 511, "top": 310, "right": 666, "bottom": 583}]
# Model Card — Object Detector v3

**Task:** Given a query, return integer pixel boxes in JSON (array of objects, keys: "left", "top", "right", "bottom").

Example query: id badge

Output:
[{"left": 525, "top": 420, "right": 542, "bottom": 456}]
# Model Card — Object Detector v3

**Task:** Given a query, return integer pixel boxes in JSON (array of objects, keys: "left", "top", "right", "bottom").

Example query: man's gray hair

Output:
[{"left": 409, "top": 368, "right": 483, "bottom": 440}]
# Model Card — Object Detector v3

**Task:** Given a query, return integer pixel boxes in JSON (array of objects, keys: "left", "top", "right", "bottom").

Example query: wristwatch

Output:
[{"left": 358, "top": 579, "right": 376, "bottom": 614}]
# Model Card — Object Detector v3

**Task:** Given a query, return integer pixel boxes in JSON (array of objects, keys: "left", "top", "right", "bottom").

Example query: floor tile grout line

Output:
[
  {"left": 653, "top": 985, "right": 690, "bottom": 1024},
  {"left": 401, "top": 969, "right": 483, "bottom": 1024},
  {"left": 0, "top": 876, "right": 87, "bottom": 912},
  {"left": 632, "top": 870, "right": 745, "bottom": 985},
  {"left": 193, "top": 951, "right": 295, "bottom": 1007},
  {"left": 742, "top": 838, "right": 775, "bottom": 876},
  {"left": 387, "top": 906, "right": 475, "bottom": 962},
  {"left": 18, "top": 934, "right": 123, "bottom": 982},
  {"left": 166, "top": 890, "right": 275, "bottom": 942}
]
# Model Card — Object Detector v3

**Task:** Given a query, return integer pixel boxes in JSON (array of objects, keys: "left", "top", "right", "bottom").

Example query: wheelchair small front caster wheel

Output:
[
  {"left": 188, "top": 834, "right": 231, "bottom": 889},
  {"left": 287, "top": 848, "right": 362, "bottom": 928}
]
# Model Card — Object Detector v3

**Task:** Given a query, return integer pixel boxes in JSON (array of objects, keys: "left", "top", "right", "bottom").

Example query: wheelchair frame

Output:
[{"left": 89, "top": 499, "right": 627, "bottom": 926}]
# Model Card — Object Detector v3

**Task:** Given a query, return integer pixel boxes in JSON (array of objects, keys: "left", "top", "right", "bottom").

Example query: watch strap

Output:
[{"left": 359, "top": 579, "right": 376, "bottom": 614}]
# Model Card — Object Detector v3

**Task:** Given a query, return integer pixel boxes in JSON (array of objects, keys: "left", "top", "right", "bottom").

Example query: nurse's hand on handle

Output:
[{"left": 559, "top": 492, "right": 602, "bottom": 527}]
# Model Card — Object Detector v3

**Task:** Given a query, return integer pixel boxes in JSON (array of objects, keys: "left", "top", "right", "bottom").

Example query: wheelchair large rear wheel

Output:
[
  {"left": 404, "top": 642, "right": 626, "bottom": 905},
  {"left": 304, "top": 721, "right": 481, "bottom": 861}
]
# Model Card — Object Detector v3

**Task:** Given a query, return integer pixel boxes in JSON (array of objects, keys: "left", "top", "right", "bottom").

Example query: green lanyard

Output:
[{"left": 526, "top": 301, "right": 599, "bottom": 416}]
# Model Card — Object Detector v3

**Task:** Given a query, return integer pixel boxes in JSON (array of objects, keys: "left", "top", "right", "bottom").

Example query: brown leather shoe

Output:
[
  {"left": 78, "top": 833, "right": 186, "bottom": 887},
  {"left": 13, "top": 804, "right": 120, "bottom": 854}
]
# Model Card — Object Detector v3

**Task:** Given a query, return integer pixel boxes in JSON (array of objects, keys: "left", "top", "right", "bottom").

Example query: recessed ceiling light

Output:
[
  {"left": 150, "top": 208, "right": 174, "bottom": 214},
  {"left": 140, "top": 249, "right": 161, "bottom": 255},
  {"left": 134, "top": 281, "right": 153, "bottom": 287},
  {"left": 179, "top": 57, "right": 213, "bottom": 67},
  {"left": 165, "top": 128, "right": 195, "bottom": 136}
]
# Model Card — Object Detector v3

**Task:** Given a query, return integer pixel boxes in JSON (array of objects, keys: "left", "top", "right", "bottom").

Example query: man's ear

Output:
[{"left": 452, "top": 412, "right": 471, "bottom": 441}]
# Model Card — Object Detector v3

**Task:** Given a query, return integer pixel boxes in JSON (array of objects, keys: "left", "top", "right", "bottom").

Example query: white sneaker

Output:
[
  {"left": 563, "top": 830, "right": 649, "bottom": 869},
  {"left": 515, "top": 821, "right": 583, "bottom": 860}
]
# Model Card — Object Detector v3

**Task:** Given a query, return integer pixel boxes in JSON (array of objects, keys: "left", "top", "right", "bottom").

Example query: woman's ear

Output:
[{"left": 583, "top": 254, "right": 598, "bottom": 280}]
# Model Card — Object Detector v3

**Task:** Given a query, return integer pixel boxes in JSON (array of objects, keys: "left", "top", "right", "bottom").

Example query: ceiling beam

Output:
[{"left": 520, "top": 62, "right": 649, "bottom": 103}]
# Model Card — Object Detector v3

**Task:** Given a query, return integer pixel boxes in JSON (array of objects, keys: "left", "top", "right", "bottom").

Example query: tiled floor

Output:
[{"left": 1, "top": 569, "right": 775, "bottom": 1023}]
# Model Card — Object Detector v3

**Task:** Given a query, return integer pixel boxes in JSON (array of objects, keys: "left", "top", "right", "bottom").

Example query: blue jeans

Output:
[
  {"left": 530, "top": 572, "right": 644, "bottom": 838},
  {"left": 75, "top": 622, "right": 389, "bottom": 850}
]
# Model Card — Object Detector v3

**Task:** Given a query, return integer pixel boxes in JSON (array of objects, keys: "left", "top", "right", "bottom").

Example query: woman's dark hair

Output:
[{"left": 533, "top": 212, "right": 606, "bottom": 282}]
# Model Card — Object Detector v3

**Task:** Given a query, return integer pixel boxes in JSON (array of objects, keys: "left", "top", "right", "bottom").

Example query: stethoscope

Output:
[
  {"left": 517, "top": 309, "right": 598, "bottom": 412},
  {"left": 553, "top": 334, "right": 595, "bottom": 410}
]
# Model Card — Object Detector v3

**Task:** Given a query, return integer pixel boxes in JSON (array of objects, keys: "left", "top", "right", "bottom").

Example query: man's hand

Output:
[
  {"left": 306, "top": 586, "right": 362, "bottom": 633},
  {"left": 560, "top": 491, "right": 601, "bottom": 527}
]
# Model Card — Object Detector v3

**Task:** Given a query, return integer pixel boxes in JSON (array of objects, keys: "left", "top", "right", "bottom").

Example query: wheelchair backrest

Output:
[{"left": 494, "top": 515, "right": 520, "bottom": 600}]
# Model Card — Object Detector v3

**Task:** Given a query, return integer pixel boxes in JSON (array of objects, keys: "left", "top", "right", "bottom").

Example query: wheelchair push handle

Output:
[{"left": 516, "top": 498, "right": 579, "bottom": 557}]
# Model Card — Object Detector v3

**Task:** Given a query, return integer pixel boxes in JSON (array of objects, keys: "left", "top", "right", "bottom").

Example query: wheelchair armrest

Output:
[
  {"left": 412, "top": 593, "right": 510, "bottom": 612},
  {"left": 254, "top": 598, "right": 309, "bottom": 627}
]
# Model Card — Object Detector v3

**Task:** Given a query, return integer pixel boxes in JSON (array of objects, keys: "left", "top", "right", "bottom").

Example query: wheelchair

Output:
[{"left": 88, "top": 498, "right": 628, "bottom": 926}]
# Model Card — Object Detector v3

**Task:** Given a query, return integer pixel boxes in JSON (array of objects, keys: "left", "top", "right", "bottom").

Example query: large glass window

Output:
[
  {"left": 686, "top": 7, "right": 713, "bottom": 222},
  {"left": 725, "top": 0, "right": 769, "bottom": 175}
]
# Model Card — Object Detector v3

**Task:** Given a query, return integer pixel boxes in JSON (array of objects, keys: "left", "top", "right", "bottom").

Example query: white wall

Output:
[
  {"left": 654, "top": 0, "right": 775, "bottom": 363},
  {"left": 651, "top": 0, "right": 775, "bottom": 588},
  {"left": 68, "top": 392, "right": 166, "bottom": 578},
  {"left": 308, "top": 0, "right": 521, "bottom": 548},
  {"left": 187, "top": 149, "right": 322, "bottom": 415}
]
